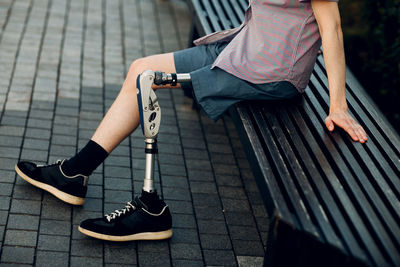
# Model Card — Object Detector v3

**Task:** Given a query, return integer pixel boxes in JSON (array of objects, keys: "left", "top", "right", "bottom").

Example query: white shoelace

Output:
[{"left": 105, "top": 202, "right": 136, "bottom": 222}]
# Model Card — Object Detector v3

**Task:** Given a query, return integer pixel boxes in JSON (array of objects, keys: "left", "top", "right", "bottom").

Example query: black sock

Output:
[
  {"left": 139, "top": 190, "right": 164, "bottom": 213},
  {"left": 62, "top": 140, "right": 109, "bottom": 176}
]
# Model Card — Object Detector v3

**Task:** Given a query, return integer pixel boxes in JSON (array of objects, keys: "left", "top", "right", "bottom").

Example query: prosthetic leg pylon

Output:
[{"left": 136, "top": 70, "right": 191, "bottom": 192}]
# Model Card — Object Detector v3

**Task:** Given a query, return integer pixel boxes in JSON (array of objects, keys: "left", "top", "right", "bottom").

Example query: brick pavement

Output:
[{"left": 0, "top": 0, "right": 269, "bottom": 266}]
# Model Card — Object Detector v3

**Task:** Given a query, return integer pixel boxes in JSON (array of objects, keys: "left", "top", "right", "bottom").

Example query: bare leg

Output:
[{"left": 91, "top": 52, "right": 179, "bottom": 153}]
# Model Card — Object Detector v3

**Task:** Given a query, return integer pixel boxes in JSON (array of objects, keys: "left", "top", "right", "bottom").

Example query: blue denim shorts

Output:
[{"left": 173, "top": 42, "right": 299, "bottom": 121}]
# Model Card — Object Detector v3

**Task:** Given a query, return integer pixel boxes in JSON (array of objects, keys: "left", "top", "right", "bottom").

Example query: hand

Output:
[{"left": 325, "top": 110, "right": 368, "bottom": 143}]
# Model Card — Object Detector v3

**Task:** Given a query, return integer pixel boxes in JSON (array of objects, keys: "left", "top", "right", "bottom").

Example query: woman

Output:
[{"left": 15, "top": 0, "right": 367, "bottom": 241}]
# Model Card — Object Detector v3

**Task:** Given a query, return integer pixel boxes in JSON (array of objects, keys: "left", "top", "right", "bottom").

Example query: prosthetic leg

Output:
[{"left": 136, "top": 70, "right": 191, "bottom": 192}]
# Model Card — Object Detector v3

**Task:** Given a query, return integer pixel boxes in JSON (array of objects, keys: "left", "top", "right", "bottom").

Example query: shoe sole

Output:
[
  {"left": 15, "top": 164, "right": 85, "bottom": 206},
  {"left": 78, "top": 226, "right": 173, "bottom": 241}
]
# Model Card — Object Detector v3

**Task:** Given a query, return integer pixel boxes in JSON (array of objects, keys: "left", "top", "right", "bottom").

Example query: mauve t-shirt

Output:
[{"left": 194, "top": 0, "right": 339, "bottom": 92}]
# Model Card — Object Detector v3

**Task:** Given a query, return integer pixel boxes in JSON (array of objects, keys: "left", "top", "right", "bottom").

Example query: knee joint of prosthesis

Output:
[{"left": 136, "top": 70, "right": 191, "bottom": 192}]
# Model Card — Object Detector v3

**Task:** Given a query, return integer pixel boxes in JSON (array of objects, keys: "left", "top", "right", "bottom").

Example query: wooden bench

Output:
[{"left": 186, "top": 0, "right": 400, "bottom": 266}]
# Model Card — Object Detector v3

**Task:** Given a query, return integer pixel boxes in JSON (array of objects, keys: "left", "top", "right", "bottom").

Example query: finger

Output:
[
  {"left": 356, "top": 127, "right": 365, "bottom": 143},
  {"left": 325, "top": 117, "right": 334, "bottom": 131},
  {"left": 345, "top": 125, "right": 359, "bottom": 141},
  {"left": 357, "top": 126, "right": 368, "bottom": 143}
]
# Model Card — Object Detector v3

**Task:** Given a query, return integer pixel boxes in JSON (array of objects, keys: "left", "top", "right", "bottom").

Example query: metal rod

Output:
[
  {"left": 175, "top": 73, "right": 191, "bottom": 83},
  {"left": 142, "top": 138, "right": 156, "bottom": 192}
]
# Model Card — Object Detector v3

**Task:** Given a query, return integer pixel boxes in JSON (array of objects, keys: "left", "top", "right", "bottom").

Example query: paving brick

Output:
[
  {"left": 219, "top": 186, "right": 247, "bottom": 199},
  {"left": 0, "top": 183, "right": 13, "bottom": 196},
  {"left": 27, "top": 118, "right": 52, "bottom": 129},
  {"left": 171, "top": 243, "right": 202, "bottom": 260},
  {"left": 0, "top": 170, "right": 15, "bottom": 183},
  {"left": 0, "top": 147, "right": 20, "bottom": 159},
  {"left": 228, "top": 225, "right": 260, "bottom": 241},
  {"left": 7, "top": 214, "right": 39, "bottom": 230},
  {"left": 104, "top": 166, "right": 131, "bottom": 179},
  {"left": 104, "top": 178, "right": 132, "bottom": 190},
  {"left": 30, "top": 109, "right": 53, "bottom": 120},
  {"left": 0, "top": 125, "right": 24, "bottom": 136},
  {"left": 0, "top": 210, "right": 8, "bottom": 225},
  {"left": 71, "top": 239, "right": 103, "bottom": 257},
  {"left": 170, "top": 227, "right": 198, "bottom": 244},
  {"left": 0, "top": 158, "right": 16, "bottom": 171},
  {"left": 137, "top": 240, "right": 169, "bottom": 253},
  {"left": 25, "top": 128, "right": 51, "bottom": 140},
  {"left": 171, "top": 259, "right": 204, "bottom": 267},
  {"left": 221, "top": 198, "right": 251, "bottom": 213},
  {"left": 40, "top": 219, "right": 71, "bottom": 236},
  {"left": 36, "top": 251, "right": 69, "bottom": 267},
  {"left": 185, "top": 158, "right": 212, "bottom": 171},
  {"left": 224, "top": 212, "right": 257, "bottom": 227},
  {"left": 0, "top": 196, "right": 10, "bottom": 210},
  {"left": 20, "top": 148, "right": 48, "bottom": 162},
  {"left": 138, "top": 252, "right": 170, "bottom": 267},
  {"left": 158, "top": 153, "right": 185, "bottom": 166},
  {"left": 82, "top": 197, "right": 102, "bottom": 212},
  {"left": 197, "top": 219, "right": 228, "bottom": 235},
  {"left": 232, "top": 239, "right": 265, "bottom": 256},
  {"left": 182, "top": 148, "right": 209, "bottom": 160},
  {"left": 186, "top": 169, "right": 214, "bottom": 182},
  {"left": 161, "top": 175, "right": 188, "bottom": 189},
  {"left": 50, "top": 144, "right": 76, "bottom": 157},
  {"left": 41, "top": 202, "right": 71, "bottom": 220},
  {"left": 38, "top": 234, "right": 70, "bottom": 252},
  {"left": 172, "top": 214, "right": 197, "bottom": 229},
  {"left": 51, "top": 134, "right": 77, "bottom": 146},
  {"left": 105, "top": 155, "right": 131, "bottom": 167},
  {"left": 12, "top": 184, "right": 42, "bottom": 200},
  {"left": 0, "top": 136, "right": 23, "bottom": 147},
  {"left": 10, "top": 199, "right": 40, "bottom": 214},
  {"left": 167, "top": 200, "right": 193, "bottom": 215},
  {"left": 163, "top": 187, "right": 191, "bottom": 201},
  {"left": 203, "top": 249, "right": 237, "bottom": 266},
  {"left": 1, "top": 115, "right": 27, "bottom": 127},
  {"left": 237, "top": 256, "right": 264, "bottom": 267},
  {"left": 194, "top": 205, "right": 225, "bottom": 221},
  {"left": 0, "top": 246, "right": 35, "bottom": 264},
  {"left": 104, "top": 242, "right": 137, "bottom": 264},
  {"left": 213, "top": 163, "right": 240, "bottom": 176},
  {"left": 192, "top": 193, "right": 221, "bottom": 208},
  {"left": 200, "top": 233, "right": 232, "bottom": 250},
  {"left": 86, "top": 185, "right": 102, "bottom": 198},
  {"left": 211, "top": 152, "right": 237, "bottom": 165},
  {"left": 70, "top": 256, "right": 103, "bottom": 267},
  {"left": 189, "top": 181, "right": 217, "bottom": 194},
  {"left": 104, "top": 189, "right": 132, "bottom": 204},
  {"left": 159, "top": 163, "right": 186, "bottom": 176},
  {"left": 22, "top": 138, "right": 49, "bottom": 150},
  {"left": 4, "top": 229, "right": 37, "bottom": 246}
]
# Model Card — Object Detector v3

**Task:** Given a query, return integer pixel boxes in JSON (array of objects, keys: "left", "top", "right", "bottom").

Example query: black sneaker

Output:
[
  {"left": 78, "top": 196, "right": 173, "bottom": 241},
  {"left": 15, "top": 159, "right": 88, "bottom": 205}
]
